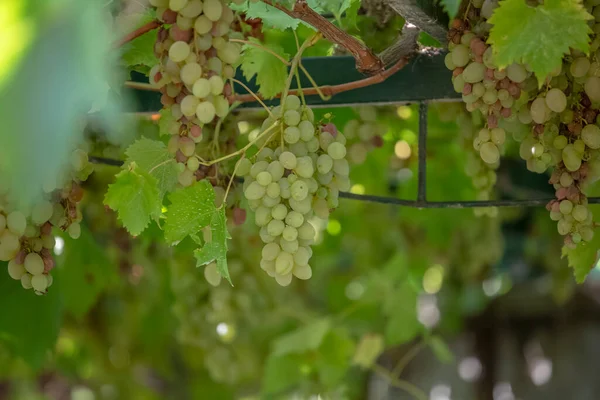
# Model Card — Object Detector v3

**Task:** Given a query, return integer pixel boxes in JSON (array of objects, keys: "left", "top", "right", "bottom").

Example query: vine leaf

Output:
[
  {"left": 428, "top": 335, "right": 454, "bottom": 364},
  {"left": 232, "top": 1, "right": 301, "bottom": 31},
  {"left": 562, "top": 233, "right": 600, "bottom": 283},
  {"left": 272, "top": 318, "right": 331, "bottom": 356},
  {"left": 439, "top": 0, "right": 461, "bottom": 18},
  {"left": 164, "top": 180, "right": 216, "bottom": 244},
  {"left": 240, "top": 38, "right": 290, "bottom": 99},
  {"left": 194, "top": 207, "right": 232, "bottom": 285},
  {"left": 488, "top": 0, "right": 592, "bottom": 85},
  {"left": 120, "top": 29, "right": 157, "bottom": 75},
  {"left": 104, "top": 164, "right": 161, "bottom": 236},
  {"left": 352, "top": 333, "right": 384, "bottom": 369},
  {"left": 125, "top": 137, "right": 178, "bottom": 198}
]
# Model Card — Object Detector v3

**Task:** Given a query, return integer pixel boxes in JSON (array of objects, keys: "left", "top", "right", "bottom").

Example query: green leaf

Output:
[
  {"left": 563, "top": 232, "right": 600, "bottom": 283},
  {"left": 194, "top": 207, "right": 232, "bottom": 285},
  {"left": 104, "top": 164, "right": 161, "bottom": 236},
  {"left": 315, "top": 330, "right": 355, "bottom": 386},
  {"left": 0, "top": 266, "right": 62, "bottom": 369},
  {"left": 240, "top": 38, "right": 290, "bottom": 99},
  {"left": 120, "top": 30, "right": 157, "bottom": 74},
  {"left": 232, "top": 1, "right": 301, "bottom": 31},
  {"left": 158, "top": 108, "right": 175, "bottom": 136},
  {"left": 384, "top": 281, "right": 423, "bottom": 345},
  {"left": 488, "top": 0, "right": 592, "bottom": 84},
  {"left": 428, "top": 335, "right": 454, "bottom": 364},
  {"left": 439, "top": 0, "right": 461, "bottom": 18},
  {"left": 352, "top": 333, "right": 384, "bottom": 369},
  {"left": 57, "top": 227, "right": 119, "bottom": 319},
  {"left": 262, "top": 353, "right": 306, "bottom": 394},
  {"left": 164, "top": 180, "right": 216, "bottom": 244},
  {"left": 272, "top": 318, "right": 331, "bottom": 356},
  {"left": 125, "top": 137, "right": 178, "bottom": 198}
]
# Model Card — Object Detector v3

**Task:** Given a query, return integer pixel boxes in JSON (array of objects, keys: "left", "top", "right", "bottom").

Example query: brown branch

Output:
[
  {"left": 261, "top": 0, "right": 383, "bottom": 75},
  {"left": 230, "top": 57, "right": 409, "bottom": 104},
  {"left": 115, "top": 20, "right": 163, "bottom": 48}
]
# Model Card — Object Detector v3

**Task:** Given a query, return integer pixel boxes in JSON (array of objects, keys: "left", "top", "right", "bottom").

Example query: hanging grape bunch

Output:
[
  {"left": 148, "top": 0, "right": 242, "bottom": 187},
  {"left": 238, "top": 95, "right": 350, "bottom": 286},
  {"left": 447, "top": 0, "right": 600, "bottom": 248},
  {"left": 342, "top": 106, "right": 387, "bottom": 165},
  {"left": 2, "top": 148, "right": 93, "bottom": 294}
]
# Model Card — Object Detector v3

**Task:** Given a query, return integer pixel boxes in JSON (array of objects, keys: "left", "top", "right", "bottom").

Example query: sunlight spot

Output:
[
  {"left": 430, "top": 383, "right": 451, "bottom": 400},
  {"left": 493, "top": 382, "right": 514, "bottom": 400},
  {"left": 238, "top": 121, "right": 250, "bottom": 134},
  {"left": 54, "top": 236, "right": 65, "bottom": 256},
  {"left": 458, "top": 357, "right": 482, "bottom": 382},
  {"left": 397, "top": 106, "right": 413, "bottom": 120},
  {"left": 216, "top": 322, "right": 229, "bottom": 337},
  {"left": 327, "top": 219, "right": 341, "bottom": 236},
  {"left": 350, "top": 184, "right": 365, "bottom": 194},
  {"left": 483, "top": 276, "right": 502, "bottom": 297},
  {"left": 417, "top": 294, "right": 440, "bottom": 328},
  {"left": 530, "top": 358, "right": 552, "bottom": 386},
  {"left": 394, "top": 140, "right": 412, "bottom": 159}
]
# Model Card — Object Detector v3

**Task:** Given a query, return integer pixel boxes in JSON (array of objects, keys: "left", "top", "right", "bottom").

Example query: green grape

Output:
[
  {"left": 180, "top": 63, "right": 203, "bottom": 87},
  {"left": 294, "top": 246, "right": 311, "bottom": 266},
  {"left": 562, "top": 144, "right": 582, "bottom": 172},
  {"left": 297, "top": 222, "right": 316, "bottom": 241},
  {"left": 463, "top": 62, "right": 486, "bottom": 83},
  {"left": 275, "top": 272, "right": 293, "bottom": 287},
  {"left": 193, "top": 78, "right": 211, "bottom": 98},
  {"left": 290, "top": 180, "right": 308, "bottom": 201},
  {"left": 196, "top": 101, "right": 216, "bottom": 124},
  {"left": 256, "top": 171, "right": 272, "bottom": 186},
  {"left": 299, "top": 120, "right": 315, "bottom": 141},
  {"left": 218, "top": 42, "right": 241, "bottom": 65},
  {"left": 262, "top": 242, "right": 280, "bottom": 261},
  {"left": 327, "top": 142, "right": 347, "bottom": 160},
  {"left": 279, "top": 179, "right": 291, "bottom": 198},
  {"left": 203, "top": 0, "right": 223, "bottom": 21},
  {"left": 21, "top": 274, "right": 32, "bottom": 290},
  {"left": 289, "top": 197, "right": 312, "bottom": 214},
  {"left": 280, "top": 238, "right": 298, "bottom": 253},
  {"left": 333, "top": 159, "right": 349, "bottom": 176},
  {"left": 7, "top": 260, "right": 25, "bottom": 280},
  {"left": 68, "top": 222, "right": 81, "bottom": 239},
  {"left": 574, "top": 139, "right": 586, "bottom": 154},
  {"left": 7, "top": 211, "right": 26, "bottom": 236},
  {"left": 244, "top": 182, "right": 266, "bottom": 200},
  {"left": 545, "top": 88, "right": 567, "bottom": 113},
  {"left": 272, "top": 204, "right": 287, "bottom": 220},
  {"left": 293, "top": 264, "right": 312, "bottom": 280},
  {"left": 550, "top": 210, "right": 562, "bottom": 221},
  {"left": 451, "top": 45, "right": 470, "bottom": 67},
  {"left": 317, "top": 154, "right": 333, "bottom": 174},
  {"left": 506, "top": 63, "right": 527, "bottom": 83},
  {"left": 453, "top": 74, "right": 466, "bottom": 93},
  {"left": 284, "top": 110, "right": 301, "bottom": 126},
  {"left": 553, "top": 135, "right": 568, "bottom": 150},
  {"left": 560, "top": 172, "right": 574, "bottom": 187},
  {"left": 207, "top": 57, "right": 223, "bottom": 74},
  {"left": 478, "top": 128, "right": 491, "bottom": 142},
  {"left": 181, "top": 95, "right": 199, "bottom": 117},
  {"left": 209, "top": 75, "right": 225, "bottom": 95},
  {"left": 255, "top": 206, "right": 272, "bottom": 227},
  {"left": 582, "top": 124, "right": 600, "bottom": 149},
  {"left": 284, "top": 210, "right": 304, "bottom": 228},
  {"left": 573, "top": 205, "right": 588, "bottom": 222},
  {"left": 204, "top": 262, "right": 222, "bottom": 287},
  {"left": 212, "top": 36, "right": 226, "bottom": 51},
  {"left": 559, "top": 199, "right": 573, "bottom": 214},
  {"left": 196, "top": 34, "right": 213, "bottom": 51},
  {"left": 284, "top": 127, "right": 300, "bottom": 144},
  {"left": 169, "top": 41, "right": 191, "bottom": 62},
  {"left": 282, "top": 226, "right": 298, "bottom": 241},
  {"left": 267, "top": 219, "right": 285, "bottom": 236},
  {"left": 581, "top": 226, "right": 595, "bottom": 241},
  {"left": 530, "top": 97, "right": 549, "bottom": 124},
  {"left": 557, "top": 218, "right": 573, "bottom": 235},
  {"left": 532, "top": 143, "right": 545, "bottom": 158},
  {"left": 585, "top": 76, "right": 600, "bottom": 102},
  {"left": 31, "top": 201, "right": 54, "bottom": 225},
  {"left": 490, "top": 128, "right": 506, "bottom": 145},
  {"left": 71, "top": 149, "right": 88, "bottom": 171},
  {"left": 169, "top": 0, "right": 189, "bottom": 11},
  {"left": 194, "top": 15, "right": 212, "bottom": 34},
  {"left": 279, "top": 152, "right": 297, "bottom": 169},
  {"left": 482, "top": 89, "right": 498, "bottom": 105},
  {"left": 295, "top": 157, "right": 314, "bottom": 178},
  {"left": 267, "top": 161, "right": 284, "bottom": 181},
  {"left": 31, "top": 274, "right": 49, "bottom": 292},
  {"left": 479, "top": 142, "right": 500, "bottom": 164},
  {"left": 180, "top": 0, "right": 203, "bottom": 17},
  {"left": 24, "top": 253, "right": 44, "bottom": 275},
  {"left": 570, "top": 57, "right": 590, "bottom": 77},
  {"left": 284, "top": 95, "right": 301, "bottom": 110},
  {"left": 444, "top": 53, "right": 456, "bottom": 70},
  {"left": 250, "top": 161, "right": 268, "bottom": 177},
  {"left": 266, "top": 182, "right": 280, "bottom": 198}
]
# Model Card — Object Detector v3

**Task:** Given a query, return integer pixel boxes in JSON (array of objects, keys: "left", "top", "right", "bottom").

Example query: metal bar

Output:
[
  {"left": 90, "top": 157, "right": 600, "bottom": 208},
  {"left": 417, "top": 102, "right": 427, "bottom": 205},
  {"left": 125, "top": 54, "right": 459, "bottom": 112}
]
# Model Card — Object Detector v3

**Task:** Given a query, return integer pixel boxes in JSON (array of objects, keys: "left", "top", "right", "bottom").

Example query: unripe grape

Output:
[
  {"left": 193, "top": 78, "right": 211, "bottom": 98},
  {"left": 31, "top": 274, "right": 49, "bottom": 292},
  {"left": 203, "top": 0, "right": 223, "bottom": 21},
  {"left": 279, "top": 152, "right": 297, "bottom": 169},
  {"left": 582, "top": 124, "right": 600, "bottom": 149},
  {"left": 479, "top": 142, "right": 500, "bottom": 164},
  {"left": 21, "top": 274, "right": 32, "bottom": 290},
  {"left": 169, "top": 41, "right": 190, "bottom": 62},
  {"left": 563, "top": 145, "right": 583, "bottom": 171},
  {"left": 559, "top": 199, "right": 573, "bottom": 214},
  {"left": 573, "top": 204, "right": 588, "bottom": 222},
  {"left": 7, "top": 260, "right": 26, "bottom": 280},
  {"left": 24, "top": 253, "right": 44, "bottom": 275},
  {"left": 293, "top": 264, "right": 312, "bottom": 280},
  {"left": 545, "top": 88, "right": 567, "bottom": 113},
  {"left": 196, "top": 101, "right": 216, "bottom": 124}
]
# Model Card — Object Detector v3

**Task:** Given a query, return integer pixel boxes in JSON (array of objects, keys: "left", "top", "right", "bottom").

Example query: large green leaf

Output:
[
  {"left": 240, "top": 38, "right": 290, "bottom": 99},
  {"left": 563, "top": 232, "right": 600, "bottom": 283},
  {"left": 488, "top": 0, "right": 592, "bottom": 84},
  {"left": 0, "top": 265, "right": 62, "bottom": 369},
  {"left": 125, "top": 138, "right": 178, "bottom": 199}
]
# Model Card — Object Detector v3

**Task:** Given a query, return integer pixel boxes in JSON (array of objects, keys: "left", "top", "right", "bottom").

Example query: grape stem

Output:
[
  {"left": 260, "top": 0, "right": 383, "bottom": 74},
  {"left": 115, "top": 20, "right": 163, "bottom": 48},
  {"left": 231, "top": 79, "right": 274, "bottom": 117},
  {"left": 223, "top": 156, "right": 244, "bottom": 206}
]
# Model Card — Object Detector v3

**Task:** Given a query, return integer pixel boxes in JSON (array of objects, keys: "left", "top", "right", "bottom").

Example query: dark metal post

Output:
[{"left": 417, "top": 102, "right": 428, "bottom": 206}]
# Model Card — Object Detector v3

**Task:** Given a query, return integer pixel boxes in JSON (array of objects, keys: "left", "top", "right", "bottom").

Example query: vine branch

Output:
[
  {"left": 115, "top": 20, "right": 163, "bottom": 48},
  {"left": 260, "top": 0, "right": 384, "bottom": 75}
]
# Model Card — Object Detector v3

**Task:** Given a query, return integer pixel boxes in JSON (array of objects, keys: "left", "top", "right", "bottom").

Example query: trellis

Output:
[{"left": 119, "top": 54, "right": 600, "bottom": 208}]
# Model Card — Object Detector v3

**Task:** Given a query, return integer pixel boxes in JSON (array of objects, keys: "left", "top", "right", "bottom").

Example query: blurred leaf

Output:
[
  {"left": 240, "top": 38, "right": 290, "bottom": 99},
  {"left": 315, "top": 330, "right": 355, "bottom": 387},
  {"left": 563, "top": 232, "right": 600, "bottom": 283},
  {"left": 232, "top": 1, "right": 301, "bottom": 31},
  {"left": 0, "top": 265, "right": 62, "bottom": 369},
  {"left": 194, "top": 207, "right": 232, "bottom": 285},
  {"left": 0, "top": 1, "right": 118, "bottom": 207},
  {"left": 164, "top": 180, "right": 216, "bottom": 244},
  {"left": 120, "top": 30, "right": 157, "bottom": 75},
  {"left": 104, "top": 164, "right": 162, "bottom": 236},
  {"left": 439, "top": 0, "right": 461, "bottom": 18},
  {"left": 384, "top": 281, "right": 423, "bottom": 345},
  {"left": 352, "top": 333, "right": 384, "bottom": 369},
  {"left": 262, "top": 353, "right": 306, "bottom": 394},
  {"left": 428, "top": 335, "right": 454, "bottom": 364},
  {"left": 125, "top": 137, "right": 178, "bottom": 198},
  {"left": 272, "top": 318, "right": 331, "bottom": 356},
  {"left": 57, "top": 228, "right": 119, "bottom": 319}
]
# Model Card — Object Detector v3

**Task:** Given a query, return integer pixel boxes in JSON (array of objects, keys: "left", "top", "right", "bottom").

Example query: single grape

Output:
[
  {"left": 68, "top": 222, "right": 81, "bottom": 239},
  {"left": 196, "top": 101, "right": 216, "bottom": 124},
  {"left": 7, "top": 260, "right": 25, "bottom": 280},
  {"left": 31, "top": 274, "right": 49, "bottom": 292},
  {"left": 256, "top": 171, "right": 272, "bottom": 186},
  {"left": 31, "top": 201, "right": 54, "bottom": 225},
  {"left": 571, "top": 57, "right": 591, "bottom": 77},
  {"left": 563, "top": 144, "right": 582, "bottom": 172},
  {"left": 279, "top": 152, "right": 297, "bottom": 169},
  {"left": 168, "top": 41, "right": 190, "bottom": 62},
  {"left": 203, "top": 0, "right": 223, "bottom": 21},
  {"left": 553, "top": 135, "right": 568, "bottom": 150},
  {"left": 284, "top": 110, "right": 301, "bottom": 126},
  {"left": 193, "top": 78, "right": 211, "bottom": 98},
  {"left": 293, "top": 264, "right": 312, "bottom": 280},
  {"left": 573, "top": 204, "right": 588, "bottom": 222},
  {"left": 7, "top": 212, "right": 26, "bottom": 236},
  {"left": 582, "top": 124, "right": 600, "bottom": 149},
  {"left": 463, "top": 62, "right": 486, "bottom": 83},
  {"left": 284, "top": 126, "right": 300, "bottom": 144},
  {"left": 545, "top": 88, "right": 567, "bottom": 113},
  {"left": 506, "top": 63, "right": 527, "bottom": 83},
  {"left": 451, "top": 45, "right": 470, "bottom": 67},
  {"left": 272, "top": 204, "right": 287, "bottom": 220},
  {"left": 244, "top": 182, "right": 266, "bottom": 200},
  {"left": 21, "top": 274, "right": 32, "bottom": 290},
  {"left": 585, "top": 76, "right": 600, "bottom": 102},
  {"left": 262, "top": 242, "right": 280, "bottom": 261},
  {"left": 327, "top": 142, "right": 347, "bottom": 160},
  {"left": 180, "top": 63, "right": 202, "bottom": 85},
  {"left": 295, "top": 157, "right": 314, "bottom": 178},
  {"left": 479, "top": 142, "right": 500, "bottom": 164},
  {"left": 24, "top": 253, "right": 44, "bottom": 275}
]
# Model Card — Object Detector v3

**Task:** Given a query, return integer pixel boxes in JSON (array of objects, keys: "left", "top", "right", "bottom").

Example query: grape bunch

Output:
[
  {"left": 148, "top": 0, "right": 243, "bottom": 187},
  {"left": 342, "top": 106, "right": 387, "bottom": 164},
  {"left": 448, "top": 1, "right": 600, "bottom": 248},
  {"left": 1, "top": 148, "right": 93, "bottom": 294},
  {"left": 238, "top": 95, "right": 350, "bottom": 286}
]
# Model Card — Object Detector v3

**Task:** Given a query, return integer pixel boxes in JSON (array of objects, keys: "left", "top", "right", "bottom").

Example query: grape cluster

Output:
[
  {"left": 342, "top": 106, "right": 386, "bottom": 164},
  {"left": 239, "top": 95, "right": 350, "bottom": 286},
  {"left": 1, "top": 148, "right": 93, "bottom": 294},
  {"left": 448, "top": 1, "right": 600, "bottom": 248},
  {"left": 148, "top": 0, "right": 242, "bottom": 187}
]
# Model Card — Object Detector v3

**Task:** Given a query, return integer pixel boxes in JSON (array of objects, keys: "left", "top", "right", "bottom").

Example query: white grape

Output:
[
  {"left": 545, "top": 88, "right": 567, "bottom": 113},
  {"left": 279, "top": 152, "right": 297, "bottom": 169},
  {"left": 582, "top": 124, "right": 600, "bottom": 149},
  {"left": 169, "top": 41, "right": 190, "bottom": 63},
  {"left": 203, "top": 0, "right": 223, "bottom": 21},
  {"left": 21, "top": 274, "right": 32, "bottom": 290},
  {"left": 31, "top": 274, "right": 49, "bottom": 292},
  {"left": 24, "top": 253, "right": 44, "bottom": 275},
  {"left": 192, "top": 78, "right": 211, "bottom": 98},
  {"left": 293, "top": 264, "right": 312, "bottom": 280},
  {"left": 262, "top": 242, "right": 280, "bottom": 261},
  {"left": 180, "top": 63, "right": 202, "bottom": 86},
  {"left": 480, "top": 142, "right": 500, "bottom": 164},
  {"left": 7, "top": 211, "right": 26, "bottom": 236},
  {"left": 196, "top": 101, "right": 216, "bottom": 124},
  {"left": 194, "top": 15, "right": 212, "bottom": 35},
  {"left": 68, "top": 222, "right": 81, "bottom": 239},
  {"left": 7, "top": 260, "right": 26, "bottom": 280}
]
